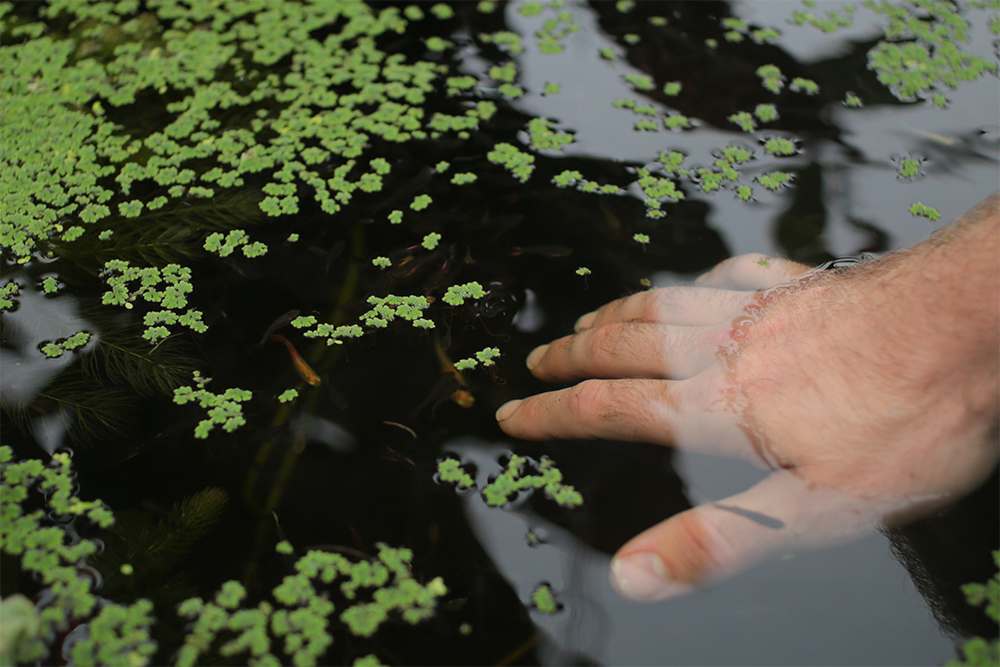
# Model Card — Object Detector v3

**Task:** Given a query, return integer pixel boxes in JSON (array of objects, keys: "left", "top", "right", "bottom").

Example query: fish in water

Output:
[
  {"left": 270, "top": 334, "right": 321, "bottom": 386},
  {"left": 434, "top": 336, "right": 474, "bottom": 408},
  {"left": 247, "top": 309, "right": 300, "bottom": 352}
]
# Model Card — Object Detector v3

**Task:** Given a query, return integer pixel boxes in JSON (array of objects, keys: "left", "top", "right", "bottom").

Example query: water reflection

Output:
[{"left": 0, "top": 284, "right": 96, "bottom": 404}]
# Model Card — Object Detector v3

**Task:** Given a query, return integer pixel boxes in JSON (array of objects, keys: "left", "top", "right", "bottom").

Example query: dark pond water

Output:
[{"left": 2, "top": 1, "right": 998, "bottom": 665}]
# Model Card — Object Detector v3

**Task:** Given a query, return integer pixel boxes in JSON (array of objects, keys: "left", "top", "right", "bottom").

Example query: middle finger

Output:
[
  {"left": 574, "top": 286, "right": 754, "bottom": 331},
  {"left": 528, "top": 321, "right": 721, "bottom": 382}
]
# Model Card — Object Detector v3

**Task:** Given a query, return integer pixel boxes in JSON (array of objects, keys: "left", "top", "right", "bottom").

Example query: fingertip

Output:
[
  {"left": 495, "top": 399, "right": 522, "bottom": 422},
  {"left": 610, "top": 552, "right": 695, "bottom": 602},
  {"left": 574, "top": 311, "right": 596, "bottom": 331},
  {"left": 525, "top": 344, "right": 548, "bottom": 371}
]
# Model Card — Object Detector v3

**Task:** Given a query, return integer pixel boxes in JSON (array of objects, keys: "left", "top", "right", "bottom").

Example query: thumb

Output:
[{"left": 609, "top": 470, "right": 880, "bottom": 601}]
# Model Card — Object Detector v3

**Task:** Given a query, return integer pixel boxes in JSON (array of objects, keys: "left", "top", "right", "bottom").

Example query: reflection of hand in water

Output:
[{"left": 496, "top": 194, "right": 999, "bottom": 601}]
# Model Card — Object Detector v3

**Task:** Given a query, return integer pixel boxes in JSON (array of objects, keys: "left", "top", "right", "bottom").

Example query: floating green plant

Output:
[
  {"left": 204, "top": 229, "right": 268, "bottom": 258},
  {"left": 1, "top": 446, "right": 117, "bottom": 663},
  {"left": 453, "top": 347, "right": 502, "bottom": 371},
  {"left": 480, "top": 30, "right": 524, "bottom": 54},
  {"left": 487, "top": 143, "right": 536, "bottom": 182},
  {"left": 437, "top": 458, "right": 476, "bottom": 490},
  {"left": 624, "top": 73, "right": 655, "bottom": 92},
  {"left": 757, "top": 64, "right": 786, "bottom": 93},
  {"left": 481, "top": 454, "right": 583, "bottom": 508},
  {"left": 755, "top": 103, "right": 780, "bottom": 122},
  {"left": 175, "top": 543, "right": 447, "bottom": 666},
  {"left": 908, "top": 201, "right": 942, "bottom": 220},
  {"left": 422, "top": 233, "right": 442, "bottom": 250},
  {"left": 451, "top": 172, "right": 478, "bottom": 185},
  {"left": 896, "top": 155, "right": 925, "bottom": 179},
  {"left": 790, "top": 77, "right": 820, "bottom": 94},
  {"left": 729, "top": 111, "right": 758, "bottom": 133},
  {"left": 442, "top": 282, "right": 486, "bottom": 306},
  {"left": 764, "top": 137, "right": 798, "bottom": 156},
  {"left": 864, "top": 0, "right": 997, "bottom": 106},
  {"left": 528, "top": 118, "right": 575, "bottom": 152},
  {"left": 173, "top": 371, "right": 252, "bottom": 439},
  {"left": 100, "top": 261, "right": 207, "bottom": 343},
  {"left": 531, "top": 584, "right": 560, "bottom": 614},
  {"left": 40, "top": 331, "right": 92, "bottom": 359},
  {"left": 948, "top": 550, "right": 1000, "bottom": 666},
  {"left": 757, "top": 171, "right": 794, "bottom": 191}
]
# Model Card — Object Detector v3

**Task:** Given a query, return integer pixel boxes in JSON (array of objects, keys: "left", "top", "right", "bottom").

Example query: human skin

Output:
[{"left": 496, "top": 193, "right": 1000, "bottom": 601}]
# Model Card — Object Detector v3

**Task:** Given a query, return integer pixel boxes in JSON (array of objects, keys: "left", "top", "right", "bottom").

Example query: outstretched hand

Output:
[{"left": 496, "top": 195, "right": 999, "bottom": 601}]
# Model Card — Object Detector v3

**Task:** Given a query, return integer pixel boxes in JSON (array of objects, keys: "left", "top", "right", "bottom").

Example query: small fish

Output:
[
  {"left": 270, "top": 334, "right": 321, "bottom": 386},
  {"left": 905, "top": 125, "right": 957, "bottom": 146},
  {"left": 248, "top": 309, "right": 300, "bottom": 352},
  {"left": 508, "top": 245, "right": 573, "bottom": 258},
  {"left": 433, "top": 336, "right": 474, "bottom": 408}
]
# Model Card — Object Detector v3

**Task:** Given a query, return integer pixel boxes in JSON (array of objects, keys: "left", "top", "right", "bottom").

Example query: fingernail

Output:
[
  {"left": 610, "top": 553, "right": 692, "bottom": 601},
  {"left": 495, "top": 399, "right": 522, "bottom": 422},
  {"left": 525, "top": 344, "right": 548, "bottom": 370},
  {"left": 574, "top": 311, "right": 596, "bottom": 331}
]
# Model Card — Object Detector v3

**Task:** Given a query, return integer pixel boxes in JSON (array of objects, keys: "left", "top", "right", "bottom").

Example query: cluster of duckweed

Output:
[
  {"left": 437, "top": 454, "right": 581, "bottom": 508},
  {"left": 453, "top": 347, "right": 502, "bottom": 371},
  {"left": 895, "top": 155, "right": 926, "bottom": 179},
  {"left": 594, "top": 0, "right": 994, "bottom": 221},
  {"left": 175, "top": 542, "right": 445, "bottom": 666},
  {"left": 172, "top": 370, "right": 252, "bottom": 439},
  {"left": 100, "top": 260, "right": 207, "bottom": 343},
  {"left": 865, "top": 0, "right": 998, "bottom": 107},
  {"left": 515, "top": 0, "right": 580, "bottom": 54},
  {"left": 40, "top": 330, "right": 93, "bottom": 359},
  {"left": 790, "top": 0, "right": 857, "bottom": 32},
  {"left": 0, "top": 445, "right": 122, "bottom": 664},
  {"left": 487, "top": 142, "right": 536, "bottom": 181},
  {"left": 552, "top": 169, "right": 623, "bottom": 195},
  {"left": 530, "top": 583, "right": 560, "bottom": 614},
  {"left": 442, "top": 281, "right": 487, "bottom": 306},
  {"left": 3, "top": 0, "right": 997, "bottom": 662},
  {"left": 949, "top": 550, "right": 1000, "bottom": 666},
  {"left": 437, "top": 457, "right": 476, "bottom": 490},
  {"left": 481, "top": 454, "right": 583, "bottom": 509},
  {"left": 720, "top": 16, "right": 782, "bottom": 44},
  {"left": 3, "top": 443, "right": 447, "bottom": 666},
  {"left": 728, "top": 104, "right": 780, "bottom": 133},
  {"left": 908, "top": 201, "right": 943, "bottom": 220}
]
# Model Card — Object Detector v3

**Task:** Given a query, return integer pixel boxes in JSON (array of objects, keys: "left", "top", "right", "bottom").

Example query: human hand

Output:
[{"left": 496, "top": 198, "right": 999, "bottom": 601}]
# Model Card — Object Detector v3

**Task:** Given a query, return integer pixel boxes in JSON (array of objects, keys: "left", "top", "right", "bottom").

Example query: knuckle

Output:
[
  {"left": 569, "top": 379, "right": 608, "bottom": 418},
  {"left": 666, "top": 510, "right": 728, "bottom": 584},
  {"left": 590, "top": 323, "right": 628, "bottom": 358},
  {"left": 650, "top": 287, "right": 684, "bottom": 319}
]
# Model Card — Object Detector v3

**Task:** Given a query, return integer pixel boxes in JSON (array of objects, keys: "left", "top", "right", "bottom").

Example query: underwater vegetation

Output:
[{"left": 1, "top": 0, "right": 998, "bottom": 664}]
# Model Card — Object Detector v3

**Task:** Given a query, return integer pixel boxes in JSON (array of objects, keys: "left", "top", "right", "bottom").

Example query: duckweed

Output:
[
  {"left": 531, "top": 584, "right": 559, "bottom": 614},
  {"left": 173, "top": 371, "right": 252, "bottom": 439},
  {"left": 908, "top": 201, "right": 942, "bottom": 220},
  {"left": 482, "top": 455, "right": 582, "bottom": 508}
]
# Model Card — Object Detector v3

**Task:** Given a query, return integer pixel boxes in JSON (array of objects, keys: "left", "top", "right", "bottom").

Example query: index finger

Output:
[{"left": 495, "top": 373, "right": 751, "bottom": 459}]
